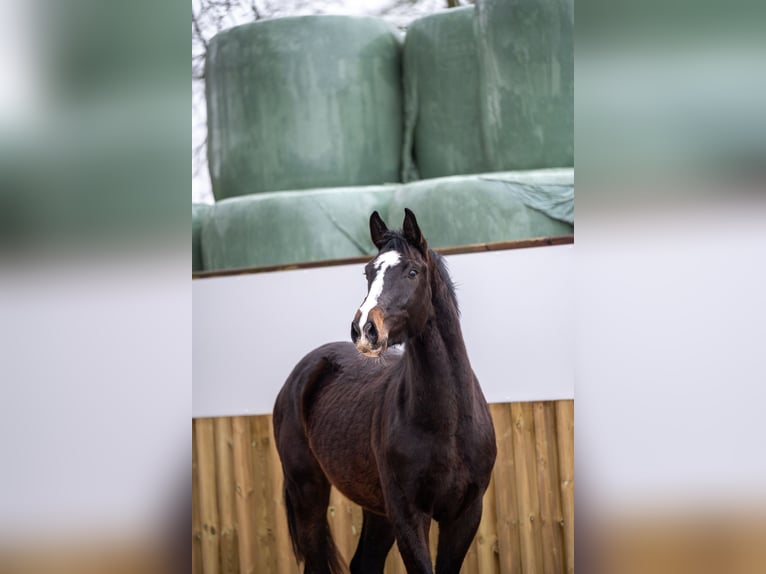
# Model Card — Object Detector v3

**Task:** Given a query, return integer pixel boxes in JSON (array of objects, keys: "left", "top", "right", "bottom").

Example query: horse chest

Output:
[{"left": 383, "top": 426, "right": 486, "bottom": 511}]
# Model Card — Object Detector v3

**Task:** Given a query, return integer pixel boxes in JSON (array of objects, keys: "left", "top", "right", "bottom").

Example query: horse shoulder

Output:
[{"left": 460, "top": 389, "right": 497, "bottom": 482}]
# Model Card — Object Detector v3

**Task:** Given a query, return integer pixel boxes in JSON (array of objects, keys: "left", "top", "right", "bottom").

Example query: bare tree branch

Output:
[
  {"left": 193, "top": 135, "right": 209, "bottom": 178},
  {"left": 192, "top": 8, "right": 208, "bottom": 51},
  {"left": 250, "top": 0, "right": 261, "bottom": 20}
]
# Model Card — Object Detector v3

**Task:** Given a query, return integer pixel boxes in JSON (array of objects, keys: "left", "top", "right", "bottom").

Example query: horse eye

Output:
[{"left": 408, "top": 269, "right": 418, "bottom": 278}]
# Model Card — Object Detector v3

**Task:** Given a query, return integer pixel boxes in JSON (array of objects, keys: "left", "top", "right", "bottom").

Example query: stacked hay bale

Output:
[
  {"left": 205, "top": 16, "right": 403, "bottom": 200},
  {"left": 195, "top": 4, "right": 575, "bottom": 272},
  {"left": 200, "top": 185, "right": 395, "bottom": 271},
  {"left": 200, "top": 170, "right": 573, "bottom": 271},
  {"left": 401, "top": 7, "right": 486, "bottom": 181},
  {"left": 475, "top": 0, "right": 574, "bottom": 170},
  {"left": 387, "top": 170, "right": 573, "bottom": 249},
  {"left": 192, "top": 204, "right": 211, "bottom": 272}
]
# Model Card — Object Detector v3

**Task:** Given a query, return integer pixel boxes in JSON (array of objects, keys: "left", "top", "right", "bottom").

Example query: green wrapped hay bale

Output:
[
  {"left": 192, "top": 203, "right": 211, "bottom": 272},
  {"left": 201, "top": 185, "right": 395, "bottom": 271},
  {"left": 402, "top": 7, "right": 486, "bottom": 180},
  {"left": 206, "top": 16, "right": 403, "bottom": 200},
  {"left": 386, "top": 169, "right": 573, "bottom": 248},
  {"left": 475, "top": 0, "right": 574, "bottom": 170}
]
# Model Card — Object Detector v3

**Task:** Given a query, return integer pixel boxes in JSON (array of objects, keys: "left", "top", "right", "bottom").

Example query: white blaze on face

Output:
[{"left": 358, "top": 250, "right": 401, "bottom": 329}]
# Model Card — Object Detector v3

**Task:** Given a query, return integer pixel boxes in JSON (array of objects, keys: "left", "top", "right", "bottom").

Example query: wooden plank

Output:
[
  {"left": 384, "top": 542, "right": 406, "bottom": 574},
  {"left": 489, "top": 403, "right": 522, "bottom": 574},
  {"left": 555, "top": 400, "right": 574, "bottom": 574},
  {"left": 193, "top": 235, "right": 574, "bottom": 280},
  {"left": 231, "top": 416, "right": 257, "bottom": 574},
  {"left": 194, "top": 418, "right": 221, "bottom": 574},
  {"left": 473, "top": 476, "right": 501, "bottom": 574},
  {"left": 462, "top": 526, "right": 480, "bottom": 574},
  {"left": 511, "top": 402, "right": 544, "bottom": 574},
  {"left": 214, "top": 418, "right": 239, "bottom": 574},
  {"left": 192, "top": 423, "right": 203, "bottom": 574},
  {"left": 429, "top": 519, "right": 439, "bottom": 570},
  {"left": 250, "top": 416, "right": 279, "bottom": 574},
  {"left": 264, "top": 414, "right": 294, "bottom": 574},
  {"left": 533, "top": 402, "right": 566, "bottom": 574}
]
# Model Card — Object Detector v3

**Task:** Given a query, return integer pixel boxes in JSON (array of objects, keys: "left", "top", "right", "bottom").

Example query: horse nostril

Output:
[
  {"left": 351, "top": 321, "right": 362, "bottom": 343},
  {"left": 363, "top": 321, "right": 378, "bottom": 344}
]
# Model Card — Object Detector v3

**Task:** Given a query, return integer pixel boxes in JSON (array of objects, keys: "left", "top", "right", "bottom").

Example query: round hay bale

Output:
[
  {"left": 475, "top": 0, "right": 574, "bottom": 170},
  {"left": 386, "top": 171, "right": 573, "bottom": 248},
  {"left": 401, "top": 7, "right": 486, "bottom": 180},
  {"left": 192, "top": 203, "right": 211, "bottom": 272},
  {"left": 201, "top": 185, "right": 394, "bottom": 271},
  {"left": 206, "top": 15, "right": 403, "bottom": 200}
]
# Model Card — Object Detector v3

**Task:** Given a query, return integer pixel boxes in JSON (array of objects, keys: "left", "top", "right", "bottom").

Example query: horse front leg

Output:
[
  {"left": 349, "top": 509, "right": 395, "bottom": 574},
  {"left": 434, "top": 497, "right": 483, "bottom": 574},
  {"left": 389, "top": 509, "right": 433, "bottom": 574},
  {"left": 377, "top": 449, "right": 435, "bottom": 573}
]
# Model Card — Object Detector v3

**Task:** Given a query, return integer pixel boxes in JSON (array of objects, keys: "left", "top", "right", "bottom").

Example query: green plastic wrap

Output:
[
  {"left": 476, "top": 168, "right": 573, "bottom": 224},
  {"left": 401, "top": 7, "right": 486, "bottom": 181},
  {"left": 475, "top": 0, "right": 574, "bottom": 170},
  {"left": 200, "top": 169, "right": 573, "bottom": 272},
  {"left": 201, "top": 186, "right": 394, "bottom": 271},
  {"left": 386, "top": 170, "right": 573, "bottom": 248},
  {"left": 193, "top": 203, "right": 211, "bottom": 272},
  {"left": 206, "top": 16, "right": 403, "bottom": 201}
]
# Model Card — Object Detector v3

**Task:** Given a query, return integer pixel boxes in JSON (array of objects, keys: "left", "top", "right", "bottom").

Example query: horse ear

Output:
[
  {"left": 370, "top": 211, "right": 389, "bottom": 250},
  {"left": 403, "top": 208, "right": 428, "bottom": 254}
]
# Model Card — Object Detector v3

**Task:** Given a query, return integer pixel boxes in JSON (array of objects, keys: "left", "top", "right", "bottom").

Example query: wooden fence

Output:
[{"left": 192, "top": 400, "right": 573, "bottom": 574}]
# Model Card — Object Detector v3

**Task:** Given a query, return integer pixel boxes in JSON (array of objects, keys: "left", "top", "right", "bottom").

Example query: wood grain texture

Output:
[
  {"left": 510, "top": 402, "right": 544, "bottom": 574},
  {"left": 214, "top": 418, "right": 239, "bottom": 574},
  {"left": 533, "top": 402, "right": 566, "bottom": 574},
  {"left": 555, "top": 400, "right": 575, "bottom": 574},
  {"left": 192, "top": 423, "right": 203, "bottom": 574},
  {"left": 195, "top": 418, "right": 221, "bottom": 574},
  {"left": 193, "top": 401, "right": 574, "bottom": 574}
]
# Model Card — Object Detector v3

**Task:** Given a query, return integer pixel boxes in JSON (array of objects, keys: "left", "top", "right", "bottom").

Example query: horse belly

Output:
[
  {"left": 306, "top": 394, "right": 386, "bottom": 513},
  {"left": 322, "top": 456, "right": 386, "bottom": 514}
]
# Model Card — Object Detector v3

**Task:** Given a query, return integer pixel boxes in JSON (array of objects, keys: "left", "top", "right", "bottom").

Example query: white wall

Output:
[{"left": 193, "top": 244, "right": 573, "bottom": 418}]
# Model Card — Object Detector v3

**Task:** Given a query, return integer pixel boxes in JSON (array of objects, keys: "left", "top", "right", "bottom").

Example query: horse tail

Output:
[
  {"left": 283, "top": 482, "right": 304, "bottom": 564},
  {"left": 278, "top": 350, "right": 344, "bottom": 573},
  {"left": 283, "top": 481, "right": 346, "bottom": 574}
]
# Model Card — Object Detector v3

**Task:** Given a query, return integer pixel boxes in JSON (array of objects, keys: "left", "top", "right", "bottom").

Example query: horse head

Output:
[{"left": 351, "top": 209, "right": 434, "bottom": 357}]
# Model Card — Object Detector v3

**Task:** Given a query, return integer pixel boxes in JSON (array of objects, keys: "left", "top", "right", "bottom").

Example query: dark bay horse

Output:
[{"left": 273, "top": 209, "right": 497, "bottom": 574}]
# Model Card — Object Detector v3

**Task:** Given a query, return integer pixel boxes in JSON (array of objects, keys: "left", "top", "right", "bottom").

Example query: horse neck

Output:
[{"left": 400, "top": 264, "right": 474, "bottom": 429}]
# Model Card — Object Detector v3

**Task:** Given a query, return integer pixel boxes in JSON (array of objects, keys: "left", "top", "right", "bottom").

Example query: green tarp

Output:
[
  {"left": 197, "top": 6, "right": 576, "bottom": 273},
  {"left": 201, "top": 186, "right": 393, "bottom": 271},
  {"left": 201, "top": 170, "right": 573, "bottom": 272},
  {"left": 475, "top": 0, "right": 574, "bottom": 170},
  {"left": 475, "top": 168, "right": 574, "bottom": 224},
  {"left": 193, "top": 203, "right": 211, "bottom": 272},
  {"left": 206, "top": 16, "right": 403, "bottom": 201},
  {"left": 386, "top": 171, "right": 572, "bottom": 247},
  {"left": 401, "top": 7, "right": 486, "bottom": 181}
]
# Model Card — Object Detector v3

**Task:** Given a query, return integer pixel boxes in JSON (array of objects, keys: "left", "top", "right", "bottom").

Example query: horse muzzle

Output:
[{"left": 351, "top": 308, "right": 388, "bottom": 357}]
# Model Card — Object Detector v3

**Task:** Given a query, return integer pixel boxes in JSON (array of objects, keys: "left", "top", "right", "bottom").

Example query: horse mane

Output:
[
  {"left": 431, "top": 249, "right": 460, "bottom": 316},
  {"left": 378, "top": 230, "right": 460, "bottom": 316}
]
